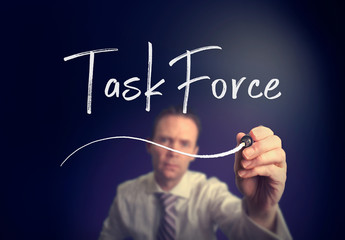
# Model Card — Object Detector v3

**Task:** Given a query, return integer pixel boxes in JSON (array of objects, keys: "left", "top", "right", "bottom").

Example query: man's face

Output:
[{"left": 148, "top": 115, "right": 199, "bottom": 184}]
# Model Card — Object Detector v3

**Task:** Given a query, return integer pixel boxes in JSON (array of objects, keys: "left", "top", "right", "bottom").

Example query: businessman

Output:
[{"left": 99, "top": 106, "right": 292, "bottom": 239}]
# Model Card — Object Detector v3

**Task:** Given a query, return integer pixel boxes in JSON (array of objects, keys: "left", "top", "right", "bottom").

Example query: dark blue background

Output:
[{"left": 2, "top": 1, "right": 344, "bottom": 239}]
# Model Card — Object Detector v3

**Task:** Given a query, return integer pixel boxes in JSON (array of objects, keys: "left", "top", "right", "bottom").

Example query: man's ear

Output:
[
  {"left": 146, "top": 137, "right": 152, "bottom": 154},
  {"left": 191, "top": 145, "right": 199, "bottom": 162},
  {"left": 194, "top": 145, "right": 199, "bottom": 155}
]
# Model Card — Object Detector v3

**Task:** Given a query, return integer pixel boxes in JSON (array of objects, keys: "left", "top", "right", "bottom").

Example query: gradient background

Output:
[{"left": 2, "top": 1, "right": 344, "bottom": 239}]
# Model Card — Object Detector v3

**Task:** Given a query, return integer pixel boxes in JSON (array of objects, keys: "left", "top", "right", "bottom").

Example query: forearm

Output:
[{"left": 244, "top": 197, "right": 278, "bottom": 232}]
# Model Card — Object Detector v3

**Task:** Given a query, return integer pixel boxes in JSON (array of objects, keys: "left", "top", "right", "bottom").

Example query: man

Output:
[{"left": 99, "top": 107, "right": 292, "bottom": 239}]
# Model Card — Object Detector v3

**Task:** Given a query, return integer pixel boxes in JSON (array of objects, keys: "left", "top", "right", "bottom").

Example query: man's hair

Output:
[{"left": 151, "top": 106, "right": 201, "bottom": 140}]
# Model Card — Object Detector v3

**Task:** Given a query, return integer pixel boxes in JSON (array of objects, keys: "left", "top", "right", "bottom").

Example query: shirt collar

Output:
[{"left": 146, "top": 171, "right": 191, "bottom": 199}]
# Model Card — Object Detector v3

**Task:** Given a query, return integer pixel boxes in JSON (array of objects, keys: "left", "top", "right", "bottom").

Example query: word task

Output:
[{"left": 64, "top": 43, "right": 281, "bottom": 114}]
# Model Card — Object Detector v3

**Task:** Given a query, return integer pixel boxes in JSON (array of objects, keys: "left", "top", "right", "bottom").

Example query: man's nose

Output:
[{"left": 167, "top": 141, "right": 180, "bottom": 157}]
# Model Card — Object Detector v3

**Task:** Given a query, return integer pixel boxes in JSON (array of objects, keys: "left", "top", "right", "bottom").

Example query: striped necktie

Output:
[{"left": 157, "top": 193, "right": 178, "bottom": 240}]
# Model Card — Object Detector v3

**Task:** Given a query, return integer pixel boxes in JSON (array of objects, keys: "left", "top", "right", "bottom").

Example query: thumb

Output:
[
  {"left": 234, "top": 132, "right": 246, "bottom": 173},
  {"left": 236, "top": 132, "right": 246, "bottom": 145}
]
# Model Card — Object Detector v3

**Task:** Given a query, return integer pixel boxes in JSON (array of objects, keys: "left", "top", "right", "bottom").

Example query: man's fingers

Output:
[
  {"left": 238, "top": 164, "right": 286, "bottom": 182},
  {"left": 242, "top": 135, "right": 282, "bottom": 160},
  {"left": 241, "top": 148, "right": 286, "bottom": 169},
  {"left": 250, "top": 126, "right": 274, "bottom": 141}
]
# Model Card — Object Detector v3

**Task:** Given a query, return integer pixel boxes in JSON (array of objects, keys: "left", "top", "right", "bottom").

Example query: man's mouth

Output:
[{"left": 164, "top": 163, "right": 178, "bottom": 169}]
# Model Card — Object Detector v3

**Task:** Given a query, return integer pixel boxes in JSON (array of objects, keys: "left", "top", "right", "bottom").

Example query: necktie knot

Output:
[{"left": 158, "top": 193, "right": 178, "bottom": 209}]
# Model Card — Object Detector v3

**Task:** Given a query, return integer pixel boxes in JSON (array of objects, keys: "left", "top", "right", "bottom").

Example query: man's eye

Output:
[
  {"left": 159, "top": 137, "right": 169, "bottom": 143},
  {"left": 181, "top": 141, "right": 190, "bottom": 147}
]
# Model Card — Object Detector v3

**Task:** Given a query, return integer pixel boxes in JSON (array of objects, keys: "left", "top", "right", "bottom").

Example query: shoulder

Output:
[
  {"left": 117, "top": 172, "right": 152, "bottom": 196},
  {"left": 187, "top": 171, "right": 240, "bottom": 211},
  {"left": 187, "top": 171, "right": 230, "bottom": 194}
]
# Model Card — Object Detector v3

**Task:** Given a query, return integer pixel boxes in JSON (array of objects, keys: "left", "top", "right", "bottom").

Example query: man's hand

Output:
[{"left": 234, "top": 126, "right": 287, "bottom": 231}]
